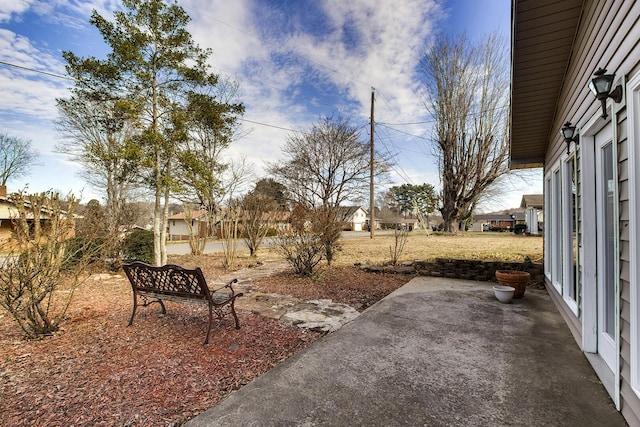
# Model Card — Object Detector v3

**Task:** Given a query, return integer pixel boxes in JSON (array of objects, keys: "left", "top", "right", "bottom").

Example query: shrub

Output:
[
  {"left": 122, "top": 229, "right": 154, "bottom": 263},
  {"left": 64, "top": 236, "right": 106, "bottom": 268},
  {"left": 0, "top": 191, "right": 96, "bottom": 338},
  {"left": 273, "top": 204, "right": 325, "bottom": 276}
]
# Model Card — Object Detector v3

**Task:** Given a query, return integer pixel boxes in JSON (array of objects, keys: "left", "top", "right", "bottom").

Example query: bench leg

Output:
[
  {"left": 128, "top": 293, "right": 140, "bottom": 326},
  {"left": 204, "top": 304, "right": 214, "bottom": 346},
  {"left": 230, "top": 297, "right": 241, "bottom": 330},
  {"left": 157, "top": 299, "right": 167, "bottom": 314},
  {"left": 129, "top": 295, "right": 166, "bottom": 327}
]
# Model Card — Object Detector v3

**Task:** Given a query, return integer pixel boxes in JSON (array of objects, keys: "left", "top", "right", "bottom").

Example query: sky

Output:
[{"left": 0, "top": 0, "right": 540, "bottom": 212}]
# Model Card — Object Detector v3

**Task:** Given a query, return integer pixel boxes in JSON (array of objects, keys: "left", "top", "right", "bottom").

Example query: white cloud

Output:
[
  {"left": 286, "top": 0, "right": 442, "bottom": 123},
  {"left": 181, "top": 0, "right": 444, "bottom": 185},
  {"left": 0, "top": 29, "right": 70, "bottom": 134},
  {"left": 0, "top": 0, "right": 33, "bottom": 22}
]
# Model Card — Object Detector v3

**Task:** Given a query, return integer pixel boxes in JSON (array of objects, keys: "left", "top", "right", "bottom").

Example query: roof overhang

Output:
[{"left": 510, "top": 0, "right": 584, "bottom": 169}]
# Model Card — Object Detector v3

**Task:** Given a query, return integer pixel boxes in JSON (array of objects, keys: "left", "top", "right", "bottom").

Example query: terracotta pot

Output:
[{"left": 495, "top": 270, "right": 530, "bottom": 299}]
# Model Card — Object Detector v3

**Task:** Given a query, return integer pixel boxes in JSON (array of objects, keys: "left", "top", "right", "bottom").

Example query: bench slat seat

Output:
[{"left": 122, "top": 262, "right": 243, "bottom": 345}]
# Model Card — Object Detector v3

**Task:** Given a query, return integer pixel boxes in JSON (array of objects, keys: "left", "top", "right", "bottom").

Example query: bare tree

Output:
[
  {"left": 421, "top": 32, "right": 511, "bottom": 232},
  {"left": 220, "top": 199, "right": 242, "bottom": 269},
  {"left": 183, "top": 204, "right": 207, "bottom": 256},
  {"left": 269, "top": 115, "right": 389, "bottom": 263},
  {"left": 241, "top": 192, "right": 276, "bottom": 257},
  {"left": 56, "top": 95, "right": 139, "bottom": 255},
  {"left": 0, "top": 132, "right": 39, "bottom": 186},
  {"left": 270, "top": 116, "right": 385, "bottom": 207}
]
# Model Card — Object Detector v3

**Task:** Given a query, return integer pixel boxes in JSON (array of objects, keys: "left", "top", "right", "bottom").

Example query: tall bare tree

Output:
[
  {"left": 269, "top": 115, "right": 389, "bottom": 264},
  {"left": 0, "top": 132, "right": 39, "bottom": 186},
  {"left": 56, "top": 94, "right": 140, "bottom": 252},
  {"left": 421, "top": 32, "right": 510, "bottom": 232}
]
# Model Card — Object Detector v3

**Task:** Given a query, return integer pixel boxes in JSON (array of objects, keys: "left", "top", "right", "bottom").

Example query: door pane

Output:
[
  {"left": 602, "top": 143, "right": 615, "bottom": 336},
  {"left": 553, "top": 170, "right": 563, "bottom": 287},
  {"left": 566, "top": 157, "right": 577, "bottom": 300}
]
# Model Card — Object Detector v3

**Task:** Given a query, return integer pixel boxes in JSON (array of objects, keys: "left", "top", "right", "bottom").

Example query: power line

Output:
[
  {"left": 378, "top": 103, "right": 510, "bottom": 127},
  {"left": 0, "top": 60, "right": 74, "bottom": 81},
  {"left": 377, "top": 122, "right": 429, "bottom": 140},
  {"left": 378, "top": 119, "right": 434, "bottom": 125},
  {"left": 238, "top": 117, "right": 302, "bottom": 134},
  {"left": 374, "top": 128, "right": 416, "bottom": 184}
]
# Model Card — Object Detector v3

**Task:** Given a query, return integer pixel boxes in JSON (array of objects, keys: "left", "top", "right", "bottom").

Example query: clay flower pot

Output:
[{"left": 495, "top": 270, "right": 530, "bottom": 299}]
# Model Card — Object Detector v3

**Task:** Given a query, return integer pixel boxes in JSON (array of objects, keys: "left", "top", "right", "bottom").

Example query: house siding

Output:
[
  {"left": 538, "top": 0, "right": 640, "bottom": 424},
  {"left": 617, "top": 113, "right": 640, "bottom": 425}
]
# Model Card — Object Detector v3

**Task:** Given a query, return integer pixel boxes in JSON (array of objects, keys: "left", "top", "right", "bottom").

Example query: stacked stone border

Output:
[{"left": 357, "top": 258, "right": 545, "bottom": 285}]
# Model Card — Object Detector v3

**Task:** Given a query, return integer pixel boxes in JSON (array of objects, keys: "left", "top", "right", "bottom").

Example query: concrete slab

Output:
[{"left": 186, "top": 277, "right": 626, "bottom": 426}]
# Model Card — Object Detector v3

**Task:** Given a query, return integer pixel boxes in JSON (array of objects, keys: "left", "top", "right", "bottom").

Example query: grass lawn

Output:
[{"left": 331, "top": 231, "right": 542, "bottom": 266}]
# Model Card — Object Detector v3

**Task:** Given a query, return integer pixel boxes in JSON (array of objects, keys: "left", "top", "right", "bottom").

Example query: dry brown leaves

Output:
[
  {"left": 251, "top": 266, "right": 410, "bottom": 310},
  {"left": 0, "top": 258, "right": 408, "bottom": 427}
]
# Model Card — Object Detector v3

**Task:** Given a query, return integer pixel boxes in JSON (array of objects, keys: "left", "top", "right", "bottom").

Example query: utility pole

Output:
[{"left": 369, "top": 88, "right": 375, "bottom": 239}]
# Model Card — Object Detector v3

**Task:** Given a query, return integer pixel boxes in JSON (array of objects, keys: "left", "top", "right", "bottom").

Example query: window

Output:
[
  {"left": 545, "top": 153, "right": 579, "bottom": 313},
  {"left": 544, "top": 177, "right": 552, "bottom": 279},
  {"left": 563, "top": 156, "right": 579, "bottom": 314},
  {"left": 551, "top": 168, "right": 563, "bottom": 293}
]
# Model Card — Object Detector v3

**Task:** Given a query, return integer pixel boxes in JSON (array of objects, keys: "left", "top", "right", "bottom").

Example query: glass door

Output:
[{"left": 595, "top": 125, "right": 617, "bottom": 371}]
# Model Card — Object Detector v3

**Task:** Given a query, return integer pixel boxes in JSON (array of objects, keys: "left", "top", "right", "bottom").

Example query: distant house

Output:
[
  {"left": 471, "top": 212, "right": 515, "bottom": 232},
  {"left": 268, "top": 210, "right": 292, "bottom": 232},
  {"left": 338, "top": 206, "right": 368, "bottom": 231},
  {"left": 0, "top": 186, "right": 74, "bottom": 245},
  {"left": 0, "top": 186, "right": 13, "bottom": 242},
  {"left": 520, "top": 194, "right": 543, "bottom": 235},
  {"left": 167, "top": 210, "right": 210, "bottom": 241}
]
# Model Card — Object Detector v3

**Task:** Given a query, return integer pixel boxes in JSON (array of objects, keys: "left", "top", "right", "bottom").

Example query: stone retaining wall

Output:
[{"left": 359, "top": 258, "right": 545, "bottom": 284}]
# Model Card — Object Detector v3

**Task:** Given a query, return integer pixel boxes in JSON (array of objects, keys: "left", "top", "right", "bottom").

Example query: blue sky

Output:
[{"left": 0, "top": 0, "right": 538, "bottom": 211}]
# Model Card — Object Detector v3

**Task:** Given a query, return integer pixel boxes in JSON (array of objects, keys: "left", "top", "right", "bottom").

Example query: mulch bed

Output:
[{"left": 0, "top": 261, "right": 410, "bottom": 426}]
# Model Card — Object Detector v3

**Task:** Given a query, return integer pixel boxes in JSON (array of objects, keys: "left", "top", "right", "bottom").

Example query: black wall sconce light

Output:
[
  {"left": 560, "top": 121, "right": 579, "bottom": 154},
  {"left": 589, "top": 68, "right": 623, "bottom": 119}
]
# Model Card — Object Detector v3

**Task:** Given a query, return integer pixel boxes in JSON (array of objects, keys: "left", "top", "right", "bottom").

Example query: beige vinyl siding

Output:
[
  {"left": 550, "top": 0, "right": 640, "bottom": 156},
  {"left": 540, "top": 0, "right": 640, "bottom": 423},
  {"left": 616, "top": 110, "right": 639, "bottom": 425}
]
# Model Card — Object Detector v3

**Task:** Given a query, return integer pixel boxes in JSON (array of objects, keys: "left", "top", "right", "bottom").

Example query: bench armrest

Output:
[{"left": 210, "top": 278, "right": 239, "bottom": 295}]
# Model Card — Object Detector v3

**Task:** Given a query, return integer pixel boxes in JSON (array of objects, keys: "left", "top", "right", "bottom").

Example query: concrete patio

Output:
[{"left": 186, "top": 277, "right": 626, "bottom": 426}]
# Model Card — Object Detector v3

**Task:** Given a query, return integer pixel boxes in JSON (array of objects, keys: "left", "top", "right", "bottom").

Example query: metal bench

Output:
[{"left": 122, "top": 262, "right": 243, "bottom": 345}]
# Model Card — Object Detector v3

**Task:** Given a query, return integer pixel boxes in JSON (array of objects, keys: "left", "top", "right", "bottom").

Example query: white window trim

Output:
[{"left": 628, "top": 71, "right": 640, "bottom": 398}]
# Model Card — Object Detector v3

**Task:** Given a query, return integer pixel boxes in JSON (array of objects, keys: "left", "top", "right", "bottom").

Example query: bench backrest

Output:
[{"left": 122, "top": 262, "right": 211, "bottom": 302}]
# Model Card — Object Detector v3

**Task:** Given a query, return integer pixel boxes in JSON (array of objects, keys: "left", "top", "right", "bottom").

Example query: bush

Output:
[
  {"left": 64, "top": 236, "right": 106, "bottom": 268},
  {"left": 122, "top": 229, "right": 154, "bottom": 263},
  {"left": 0, "top": 191, "right": 94, "bottom": 338}
]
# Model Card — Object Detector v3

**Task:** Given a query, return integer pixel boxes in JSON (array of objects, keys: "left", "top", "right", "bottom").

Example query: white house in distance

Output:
[
  {"left": 520, "top": 194, "right": 543, "bottom": 235},
  {"left": 511, "top": 1, "right": 640, "bottom": 422},
  {"left": 167, "top": 210, "right": 209, "bottom": 241},
  {"left": 338, "top": 206, "right": 368, "bottom": 231}
]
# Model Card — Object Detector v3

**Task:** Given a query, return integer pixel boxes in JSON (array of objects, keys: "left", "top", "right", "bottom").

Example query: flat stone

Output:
[{"left": 281, "top": 299, "right": 360, "bottom": 332}]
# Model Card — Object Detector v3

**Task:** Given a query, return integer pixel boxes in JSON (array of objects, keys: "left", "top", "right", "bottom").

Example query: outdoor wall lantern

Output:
[
  {"left": 589, "top": 68, "right": 623, "bottom": 119},
  {"left": 560, "top": 121, "right": 579, "bottom": 154}
]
